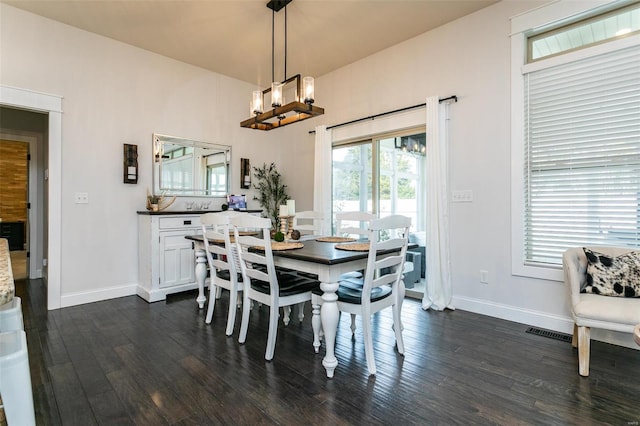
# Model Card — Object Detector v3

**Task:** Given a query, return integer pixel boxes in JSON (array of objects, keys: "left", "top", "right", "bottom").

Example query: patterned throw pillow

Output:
[{"left": 582, "top": 248, "right": 640, "bottom": 297}]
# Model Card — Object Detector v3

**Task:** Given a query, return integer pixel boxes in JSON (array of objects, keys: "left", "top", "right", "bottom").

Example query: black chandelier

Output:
[{"left": 240, "top": 0, "right": 324, "bottom": 131}]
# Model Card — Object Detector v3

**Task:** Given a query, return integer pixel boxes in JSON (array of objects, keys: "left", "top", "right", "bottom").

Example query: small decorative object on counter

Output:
[
  {"left": 290, "top": 229, "right": 301, "bottom": 240},
  {"left": 221, "top": 204, "right": 229, "bottom": 211},
  {"left": 146, "top": 189, "right": 176, "bottom": 212}
]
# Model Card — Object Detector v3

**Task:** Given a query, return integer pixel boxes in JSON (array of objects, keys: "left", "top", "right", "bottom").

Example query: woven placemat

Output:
[
  {"left": 335, "top": 242, "right": 370, "bottom": 251},
  {"left": 316, "top": 236, "right": 356, "bottom": 243},
  {"left": 253, "top": 242, "right": 304, "bottom": 251}
]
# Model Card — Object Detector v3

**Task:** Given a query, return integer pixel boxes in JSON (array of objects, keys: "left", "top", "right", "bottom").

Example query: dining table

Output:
[{"left": 186, "top": 234, "right": 411, "bottom": 378}]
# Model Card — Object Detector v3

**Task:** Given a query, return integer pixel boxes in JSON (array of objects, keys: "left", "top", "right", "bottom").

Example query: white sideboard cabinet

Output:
[
  {"left": 137, "top": 210, "right": 263, "bottom": 303},
  {"left": 137, "top": 213, "right": 204, "bottom": 302}
]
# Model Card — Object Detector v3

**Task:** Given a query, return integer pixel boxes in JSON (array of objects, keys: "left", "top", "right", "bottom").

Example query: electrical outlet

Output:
[
  {"left": 480, "top": 270, "right": 489, "bottom": 284},
  {"left": 74, "top": 192, "right": 89, "bottom": 204}
]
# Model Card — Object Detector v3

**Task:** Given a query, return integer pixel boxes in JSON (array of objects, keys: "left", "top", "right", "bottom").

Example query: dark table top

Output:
[{"left": 186, "top": 235, "right": 416, "bottom": 266}]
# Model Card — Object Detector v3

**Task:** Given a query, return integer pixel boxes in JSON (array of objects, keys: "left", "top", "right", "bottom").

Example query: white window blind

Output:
[{"left": 523, "top": 44, "right": 640, "bottom": 266}]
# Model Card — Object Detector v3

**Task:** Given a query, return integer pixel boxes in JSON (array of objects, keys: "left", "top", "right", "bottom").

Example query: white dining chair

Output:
[
  {"left": 335, "top": 211, "right": 376, "bottom": 239},
  {"left": 293, "top": 210, "right": 325, "bottom": 236},
  {"left": 201, "top": 211, "right": 243, "bottom": 335},
  {"left": 231, "top": 214, "right": 320, "bottom": 361},
  {"left": 335, "top": 211, "right": 375, "bottom": 278},
  {"left": 312, "top": 214, "right": 411, "bottom": 375}
]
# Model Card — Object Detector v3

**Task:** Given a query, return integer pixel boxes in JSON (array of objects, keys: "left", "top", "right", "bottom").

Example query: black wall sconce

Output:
[
  {"left": 123, "top": 143, "right": 138, "bottom": 184},
  {"left": 240, "top": 158, "right": 251, "bottom": 189}
]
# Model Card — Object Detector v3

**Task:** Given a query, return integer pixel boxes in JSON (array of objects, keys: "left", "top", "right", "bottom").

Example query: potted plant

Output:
[
  {"left": 146, "top": 189, "right": 176, "bottom": 212},
  {"left": 252, "top": 162, "right": 289, "bottom": 228},
  {"left": 147, "top": 192, "right": 161, "bottom": 211}
]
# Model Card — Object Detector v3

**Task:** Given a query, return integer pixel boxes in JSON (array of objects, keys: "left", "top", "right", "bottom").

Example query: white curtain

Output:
[
  {"left": 422, "top": 96, "right": 454, "bottom": 311},
  {"left": 314, "top": 125, "right": 332, "bottom": 233}
]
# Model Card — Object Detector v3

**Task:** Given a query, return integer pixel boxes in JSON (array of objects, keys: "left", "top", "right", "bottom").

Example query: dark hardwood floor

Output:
[{"left": 15, "top": 278, "right": 640, "bottom": 425}]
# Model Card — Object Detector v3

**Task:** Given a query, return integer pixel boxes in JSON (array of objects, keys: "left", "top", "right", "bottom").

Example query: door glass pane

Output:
[
  {"left": 379, "top": 135, "right": 424, "bottom": 232},
  {"left": 332, "top": 142, "right": 373, "bottom": 230}
]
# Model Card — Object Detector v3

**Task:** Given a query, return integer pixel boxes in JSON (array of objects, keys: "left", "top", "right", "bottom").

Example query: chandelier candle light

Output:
[{"left": 241, "top": 0, "right": 324, "bottom": 130}]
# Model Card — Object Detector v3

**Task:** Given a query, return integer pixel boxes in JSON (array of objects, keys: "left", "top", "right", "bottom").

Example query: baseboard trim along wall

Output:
[
  {"left": 453, "top": 295, "right": 639, "bottom": 350},
  {"left": 60, "top": 283, "right": 137, "bottom": 308}
]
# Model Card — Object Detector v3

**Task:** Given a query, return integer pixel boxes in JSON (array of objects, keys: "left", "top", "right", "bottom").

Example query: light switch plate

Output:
[{"left": 451, "top": 190, "right": 473, "bottom": 203}]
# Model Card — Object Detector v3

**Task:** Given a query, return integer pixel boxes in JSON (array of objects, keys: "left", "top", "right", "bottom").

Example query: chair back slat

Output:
[
  {"left": 336, "top": 211, "right": 376, "bottom": 238},
  {"left": 230, "top": 215, "right": 278, "bottom": 294},
  {"left": 294, "top": 211, "right": 324, "bottom": 235},
  {"left": 361, "top": 215, "right": 411, "bottom": 293},
  {"left": 201, "top": 213, "right": 234, "bottom": 275}
]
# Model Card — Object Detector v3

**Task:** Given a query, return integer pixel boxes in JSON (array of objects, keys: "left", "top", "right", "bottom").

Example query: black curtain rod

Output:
[{"left": 308, "top": 95, "right": 457, "bottom": 134}]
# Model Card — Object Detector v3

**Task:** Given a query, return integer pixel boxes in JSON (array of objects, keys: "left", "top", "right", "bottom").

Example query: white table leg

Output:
[
  {"left": 194, "top": 247, "right": 207, "bottom": 309},
  {"left": 311, "top": 298, "right": 321, "bottom": 353},
  {"left": 320, "top": 281, "right": 339, "bottom": 378}
]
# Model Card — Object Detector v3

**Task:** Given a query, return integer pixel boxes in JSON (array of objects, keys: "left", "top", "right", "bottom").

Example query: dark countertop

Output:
[{"left": 137, "top": 209, "right": 263, "bottom": 215}]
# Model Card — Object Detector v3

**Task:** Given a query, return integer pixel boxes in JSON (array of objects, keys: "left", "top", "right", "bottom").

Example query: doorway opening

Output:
[
  {"left": 0, "top": 106, "right": 49, "bottom": 283},
  {"left": 0, "top": 139, "right": 28, "bottom": 279}
]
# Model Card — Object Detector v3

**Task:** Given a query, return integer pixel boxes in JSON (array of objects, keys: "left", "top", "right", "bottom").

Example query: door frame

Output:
[{"left": 1, "top": 85, "right": 63, "bottom": 310}]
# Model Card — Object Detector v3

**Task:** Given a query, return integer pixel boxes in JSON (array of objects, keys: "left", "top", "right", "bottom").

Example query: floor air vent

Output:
[{"left": 526, "top": 327, "right": 572, "bottom": 343}]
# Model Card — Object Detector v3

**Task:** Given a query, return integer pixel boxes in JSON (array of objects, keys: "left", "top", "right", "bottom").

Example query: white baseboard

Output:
[
  {"left": 60, "top": 283, "right": 137, "bottom": 308},
  {"left": 453, "top": 295, "right": 639, "bottom": 350}
]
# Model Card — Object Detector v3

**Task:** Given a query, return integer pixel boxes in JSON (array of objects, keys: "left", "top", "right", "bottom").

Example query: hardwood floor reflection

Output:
[{"left": 16, "top": 279, "right": 640, "bottom": 425}]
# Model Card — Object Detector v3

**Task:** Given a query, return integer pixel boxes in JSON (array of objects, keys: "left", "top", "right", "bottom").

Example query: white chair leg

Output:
[
  {"left": 392, "top": 301, "right": 404, "bottom": 355},
  {"left": 571, "top": 323, "right": 578, "bottom": 348},
  {"left": 283, "top": 306, "right": 291, "bottom": 326},
  {"left": 578, "top": 326, "right": 590, "bottom": 377},
  {"left": 297, "top": 302, "right": 305, "bottom": 322},
  {"left": 215, "top": 286, "right": 223, "bottom": 299},
  {"left": 265, "top": 305, "right": 279, "bottom": 361},
  {"left": 362, "top": 314, "right": 376, "bottom": 375},
  {"left": 238, "top": 294, "right": 251, "bottom": 344},
  {"left": 312, "top": 301, "right": 322, "bottom": 353},
  {"left": 397, "top": 280, "right": 406, "bottom": 332},
  {"left": 350, "top": 313, "right": 357, "bottom": 335},
  {"left": 205, "top": 285, "right": 216, "bottom": 324},
  {"left": 225, "top": 288, "right": 238, "bottom": 336}
]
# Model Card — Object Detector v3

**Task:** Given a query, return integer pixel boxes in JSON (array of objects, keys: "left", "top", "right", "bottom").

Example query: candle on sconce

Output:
[
  {"left": 279, "top": 205, "right": 288, "bottom": 217},
  {"left": 287, "top": 200, "right": 295, "bottom": 216}
]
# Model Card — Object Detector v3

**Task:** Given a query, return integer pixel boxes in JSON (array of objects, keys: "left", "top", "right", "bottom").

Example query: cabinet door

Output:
[{"left": 159, "top": 230, "right": 196, "bottom": 288}]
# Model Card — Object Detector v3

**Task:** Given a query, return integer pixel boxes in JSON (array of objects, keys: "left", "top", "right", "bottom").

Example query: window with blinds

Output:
[{"left": 523, "top": 44, "right": 640, "bottom": 266}]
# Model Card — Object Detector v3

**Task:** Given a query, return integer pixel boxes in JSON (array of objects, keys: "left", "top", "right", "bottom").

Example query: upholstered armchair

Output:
[{"left": 563, "top": 246, "right": 640, "bottom": 376}]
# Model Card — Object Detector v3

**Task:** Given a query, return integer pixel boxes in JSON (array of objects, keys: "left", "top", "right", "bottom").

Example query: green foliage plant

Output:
[{"left": 252, "top": 162, "right": 289, "bottom": 228}]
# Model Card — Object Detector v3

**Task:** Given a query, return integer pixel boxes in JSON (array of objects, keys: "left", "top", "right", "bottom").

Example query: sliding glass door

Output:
[{"left": 331, "top": 129, "right": 426, "bottom": 233}]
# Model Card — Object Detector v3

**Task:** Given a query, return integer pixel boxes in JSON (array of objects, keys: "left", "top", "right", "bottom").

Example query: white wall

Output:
[
  {"left": 0, "top": 3, "right": 303, "bottom": 306},
  {"left": 287, "top": 0, "right": 636, "bottom": 348}
]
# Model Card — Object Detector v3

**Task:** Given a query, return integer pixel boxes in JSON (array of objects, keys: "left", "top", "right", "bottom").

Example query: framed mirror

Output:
[{"left": 153, "top": 133, "right": 230, "bottom": 197}]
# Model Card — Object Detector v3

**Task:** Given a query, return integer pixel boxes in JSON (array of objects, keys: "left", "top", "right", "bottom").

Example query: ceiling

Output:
[{"left": 4, "top": 0, "right": 498, "bottom": 87}]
